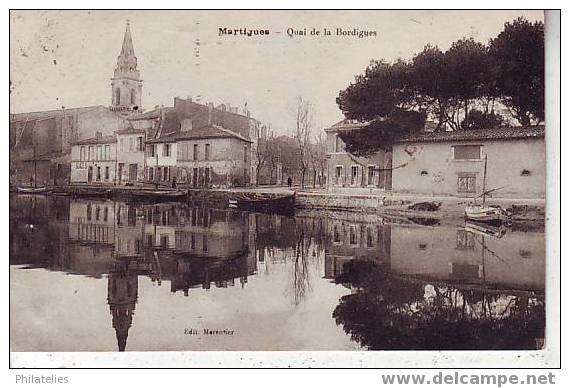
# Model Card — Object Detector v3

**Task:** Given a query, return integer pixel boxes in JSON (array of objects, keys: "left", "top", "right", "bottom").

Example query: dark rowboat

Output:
[
  {"left": 66, "top": 187, "right": 113, "bottom": 198},
  {"left": 229, "top": 192, "right": 295, "bottom": 216}
]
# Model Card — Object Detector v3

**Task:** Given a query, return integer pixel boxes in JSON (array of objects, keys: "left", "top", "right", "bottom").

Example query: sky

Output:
[{"left": 10, "top": 10, "right": 543, "bottom": 136}]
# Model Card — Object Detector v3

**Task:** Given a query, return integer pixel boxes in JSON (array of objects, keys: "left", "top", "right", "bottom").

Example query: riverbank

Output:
[{"left": 13, "top": 183, "right": 545, "bottom": 224}]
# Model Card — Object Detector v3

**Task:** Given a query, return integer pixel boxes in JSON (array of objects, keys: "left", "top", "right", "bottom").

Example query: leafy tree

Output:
[
  {"left": 489, "top": 17, "right": 544, "bottom": 125},
  {"left": 443, "top": 38, "right": 489, "bottom": 129}
]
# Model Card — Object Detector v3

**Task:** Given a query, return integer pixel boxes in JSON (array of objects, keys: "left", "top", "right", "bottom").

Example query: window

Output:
[
  {"left": 456, "top": 230, "right": 475, "bottom": 250},
  {"left": 204, "top": 167, "right": 210, "bottom": 185},
  {"left": 115, "top": 88, "right": 120, "bottom": 105},
  {"left": 192, "top": 168, "right": 198, "bottom": 187},
  {"left": 80, "top": 146, "right": 85, "bottom": 161},
  {"left": 350, "top": 166, "right": 359, "bottom": 186},
  {"left": 333, "top": 225, "right": 341, "bottom": 243},
  {"left": 349, "top": 225, "right": 358, "bottom": 245},
  {"left": 163, "top": 167, "right": 169, "bottom": 181},
  {"left": 335, "top": 166, "right": 343, "bottom": 185},
  {"left": 164, "top": 143, "right": 171, "bottom": 157},
  {"left": 521, "top": 169, "right": 531, "bottom": 176},
  {"left": 457, "top": 173, "right": 476, "bottom": 193},
  {"left": 97, "top": 145, "right": 103, "bottom": 161},
  {"left": 148, "top": 144, "right": 156, "bottom": 157},
  {"left": 244, "top": 145, "right": 248, "bottom": 162},
  {"left": 367, "top": 166, "right": 375, "bottom": 186},
  {"left": 129, "top": 138, "right": 135, "bottom": 152},
  {"left": 105, "top": 166, "right": 110, "bottom": 180},
  {"left": 88, "top": 146, "right": 94, "bottom": 161},
  {"left": 203, "top": 235, "right": 208, "bottom": 252},
  {"left": 453, "top": 145, "right": 481, "bottom": 160},
  {"left": 96, "top": 166, "right": 101, "bottom": 181},
  {"left": 131, "top": 89, "right": 136, "bottom": 105},
  {"left": 86, "top": 204, "right": 92, "bottom": 221},
  {"left": 104, "top": 145, "right": 110, "bottom": 160},
  {"left": 366, "top": 227, "right": 375, "bottom": 248},
  {"left": 335, "top": 135, "right": 343, "bottom": 152},
  {"left": 137, "top": 137, "right": 143, "bottom": 151},
  {"left": 193, "top": 144, "right": 198, "bottom": 160},
  {"left": 148, "top": 167, "right": 154, "bottom": 181},
  {"left": 205, "top": 144, "right": 211, "bottom": 161}
]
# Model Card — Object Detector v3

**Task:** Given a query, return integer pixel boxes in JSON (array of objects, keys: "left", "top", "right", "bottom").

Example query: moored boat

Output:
[
  {"left": 465, "top": 204, "right": 510, "bottom": 224},
  {"left": 464, "top": 154, "right": 510, "bottom": 224},
  {"left": 16, "top": 186, "right": 51, "bottom": 195}
]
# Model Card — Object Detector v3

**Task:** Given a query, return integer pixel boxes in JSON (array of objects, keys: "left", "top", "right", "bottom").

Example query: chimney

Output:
[
  {"left": 187, "top": 96, "right": 192, "bottom": 102},
  {"left": 95, "top": 131, "right": 102, "bottom": 139}
]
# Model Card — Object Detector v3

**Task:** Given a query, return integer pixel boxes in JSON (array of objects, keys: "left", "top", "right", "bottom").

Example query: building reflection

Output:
[
  {"left": 321, "top": 216, "right": 545, "bottom": 350},
  {"left": 9, "top": 195, "right": 546, "bottom": 351}
]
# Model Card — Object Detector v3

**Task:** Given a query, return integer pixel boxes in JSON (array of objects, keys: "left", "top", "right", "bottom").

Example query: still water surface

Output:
[{"left": 10, "top": 194, "right": 545, "bottom": 351}]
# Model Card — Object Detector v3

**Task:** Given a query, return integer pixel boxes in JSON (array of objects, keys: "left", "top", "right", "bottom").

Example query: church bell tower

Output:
[{"left": 111, "top": 21, "right": 142, "bottom": 114}]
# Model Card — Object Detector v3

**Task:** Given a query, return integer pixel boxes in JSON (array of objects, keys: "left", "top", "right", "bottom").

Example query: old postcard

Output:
[{"left": 8, "top": 9, "right": 559, "bottom": 368}]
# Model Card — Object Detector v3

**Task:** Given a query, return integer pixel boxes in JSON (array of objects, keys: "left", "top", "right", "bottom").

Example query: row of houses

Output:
[
  {"left": 10, "top": 22, "right": 276, "bottom": 189},
  {"left": 324, "top": 120, "right": 546, "bottom": 199},
  {"left": 70, "top": 116, "right": 254, "bottom": 188}
]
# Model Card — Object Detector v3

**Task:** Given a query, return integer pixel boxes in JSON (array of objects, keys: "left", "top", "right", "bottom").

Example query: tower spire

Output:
[
  {"left": 111, "top": 20, "right": 142, "bottom": 114},
  {"left": 120, "top": 20, "right": 135, "bottom": 58}
]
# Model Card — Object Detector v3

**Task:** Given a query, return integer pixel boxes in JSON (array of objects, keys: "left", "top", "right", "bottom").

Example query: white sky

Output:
[{"left": 10, "top": 10, "right": 543, "bottom": 136}]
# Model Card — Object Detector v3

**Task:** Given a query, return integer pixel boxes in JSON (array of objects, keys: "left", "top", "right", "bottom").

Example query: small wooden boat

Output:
[
  {"left": 230, "top": 192, "right": 295, "bottom": 215},
  {"left": 464, "top": 154, "right": 510, "bottom": 224},
  {"left": 16, "top": 186, "right": 51, "bottom": 195},
  {"left": 465, "top": 204, "right": 510, "bottom": 224},
  {"left": 67, "top": 187, "right": 113, "bottom": 198}
]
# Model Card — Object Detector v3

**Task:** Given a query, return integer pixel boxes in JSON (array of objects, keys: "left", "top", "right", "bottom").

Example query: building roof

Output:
[
  {"left": 127, "top": 107, "right": 174, "bottom": 120},
  {"left": 324, "top": 119, "right": 368, "bottom": 132},
  {"left": 72, "top": 135, "right": 117, "bottom": 145},
  {"left": 10, "top": 105, "right": 109, "bottom": 122},
  {"left": 396, "top": 125, "right": 545, "bottom": 144},
  {"left": 116, "top": 127, "right": 146, "bottom": 135},
  {"left": 147, "top": 124, "right": 252, "bottom": 143}
]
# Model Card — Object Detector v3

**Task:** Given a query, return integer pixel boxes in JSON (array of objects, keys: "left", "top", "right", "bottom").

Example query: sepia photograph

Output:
[{"left": 8, "top": 8, "right": 559, "bottom": 369}]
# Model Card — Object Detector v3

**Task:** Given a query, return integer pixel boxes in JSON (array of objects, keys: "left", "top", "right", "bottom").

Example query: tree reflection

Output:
[{"left": 333, "top": 260, "right": 545, "bottom": 350}]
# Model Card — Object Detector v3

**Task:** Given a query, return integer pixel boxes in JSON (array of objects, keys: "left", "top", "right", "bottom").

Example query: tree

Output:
[
  {"left": 443, "top": 38, "right": 489, "bottom": 130},
  {"left": 411, "top": 44, "right": 449, "bottom": 130},
  {"left": 253, "top": 126, "right": 273, "bottom": 186},
  {"left": 292, "top": 97, "right": 315, "bottom": 189},
  {"left": 489, "top": 17, "right": 544, "bottom": 126}
]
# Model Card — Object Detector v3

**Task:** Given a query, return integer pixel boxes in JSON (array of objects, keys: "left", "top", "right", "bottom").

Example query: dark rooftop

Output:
[
  {"left": 396, "top": 125, "right": 545, "bottom": 143},
  {"left": 147, "top": 124, "right": 252, "bottom": 143},
  {"left": 72, "top": 135, "right": 117, "bottom": 145}
]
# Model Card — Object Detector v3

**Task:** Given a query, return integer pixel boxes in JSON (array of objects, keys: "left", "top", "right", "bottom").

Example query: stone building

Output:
[
  {"left": 391, "top": 126, "right": 545, "bottom": 199},
  {"left": 10, "top": 106, "right": 125, "bottom": 186},
  {"left": 70, "top": 132, "right": 117, "bottom": 184},
  {"left": 116, "top": 128, "right": 146, "bottom": 184},
  {"left": 324, "top": 119, "right": 393, "bottom": 193}
]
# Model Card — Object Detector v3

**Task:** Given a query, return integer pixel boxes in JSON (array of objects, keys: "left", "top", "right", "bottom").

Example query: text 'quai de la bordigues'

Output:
[{"left": 218, "top": 27, "right": 378, "bottom": 38}]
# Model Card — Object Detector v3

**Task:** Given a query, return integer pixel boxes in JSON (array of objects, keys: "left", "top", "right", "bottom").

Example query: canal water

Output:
[{"left": 9, "top": 194, "right": 545, "bottom": 352}]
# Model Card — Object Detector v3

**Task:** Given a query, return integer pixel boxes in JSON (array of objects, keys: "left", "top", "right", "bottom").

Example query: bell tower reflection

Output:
[{"left": 107, "top": 260, "right": 138, "bottom": 352}]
